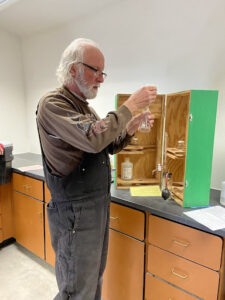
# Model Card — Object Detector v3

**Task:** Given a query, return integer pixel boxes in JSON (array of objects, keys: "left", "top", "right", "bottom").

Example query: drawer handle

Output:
[
  {"left": 110, "top": 216, "right": 119, "bottom": 220},
  {"left": 173, "top": 239, "right": 190, "bottom": 247},
  {"left": 171, "top": 268, "right": 188, "bottom": 279},
  {"left": 22, "top": 185, "right": 32, "bottom": 191}
]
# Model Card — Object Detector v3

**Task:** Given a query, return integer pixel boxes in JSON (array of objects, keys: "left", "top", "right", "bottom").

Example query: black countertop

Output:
[{"left": 12, "top": 153, "right": 225, "bottom": 237}]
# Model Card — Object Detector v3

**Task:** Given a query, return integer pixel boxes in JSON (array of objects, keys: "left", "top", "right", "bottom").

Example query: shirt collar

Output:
[{"left": 70, "top": 90, "right": 88, "bottom": 104}]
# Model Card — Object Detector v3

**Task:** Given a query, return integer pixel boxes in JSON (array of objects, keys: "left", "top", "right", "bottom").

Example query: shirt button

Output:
[
  {"left": 82, "top": 168, "right": 85, "bottom": 171},
  {"left": 102, "top": 161, "right": 105, "bottom": 164},
  {"left": 72, "top": 230, "right": 76, "bottom": 234}
]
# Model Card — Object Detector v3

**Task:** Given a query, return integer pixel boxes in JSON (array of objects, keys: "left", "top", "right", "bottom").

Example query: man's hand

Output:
[
  {"left": 123, "top": 85, "right": 157, "bottom": 114},
  {"left": 0, "top": 144, "right": 4, "bottom": 155},
  {"left": 126, "top": 111, "right": 154, "bottom": 136}
]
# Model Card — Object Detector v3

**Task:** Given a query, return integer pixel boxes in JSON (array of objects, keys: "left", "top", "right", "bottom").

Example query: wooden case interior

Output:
[{"left": 116, "top": 94, "right": 164, "bottom": 189}]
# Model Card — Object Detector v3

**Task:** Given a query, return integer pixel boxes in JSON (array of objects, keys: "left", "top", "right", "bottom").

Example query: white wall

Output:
[
  {"left": 22, "top": 0, "right": 225, "bottom": 189},
  {"left": 0, "top": 28, "right": 28, "bottom": 153}
]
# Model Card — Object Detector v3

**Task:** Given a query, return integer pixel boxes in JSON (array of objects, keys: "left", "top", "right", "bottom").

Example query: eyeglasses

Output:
[{"left": 77, "top": 62, "right": 107, "bottom": 79}]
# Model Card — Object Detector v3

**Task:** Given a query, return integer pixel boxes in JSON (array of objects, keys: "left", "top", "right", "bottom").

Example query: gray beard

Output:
[{"left": 74, "top": 76, "right": 98, "bottom": 99}]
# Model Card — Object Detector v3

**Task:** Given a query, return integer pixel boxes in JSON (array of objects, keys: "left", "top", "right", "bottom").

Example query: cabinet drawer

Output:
[
  {"left": 13, "top": 173, "right": 43, "bottom": 201},
  {"left": 148, "top": 215, "right": 223, "bottom": 270},
  {"left": 0, "top": 229, "right": 3, "bottom": 243},
  {"left": 109, "top": 203, "right": 145, "bottom": 240},
  {"left": 148, "top": 245, "right": 219, "bottom": 300},
  {"left": 145, "top": 273, "right": 198, "bottom": 300}
]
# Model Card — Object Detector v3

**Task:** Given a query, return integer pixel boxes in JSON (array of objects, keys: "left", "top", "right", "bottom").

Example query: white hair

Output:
[{"left": 56, "top": 38, "right": 99, "bottom": 85}]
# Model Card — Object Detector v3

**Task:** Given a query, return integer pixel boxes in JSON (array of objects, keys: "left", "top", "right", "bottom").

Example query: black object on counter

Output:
[
  {"left": 162, "top": 188, "right": 171, "bottom": 200},
  {"left": 0, "top": 142, "right": 13, "bottom": 185}
]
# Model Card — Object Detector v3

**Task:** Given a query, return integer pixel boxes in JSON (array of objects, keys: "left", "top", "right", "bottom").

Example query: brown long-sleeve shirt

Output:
[{"left": 36, "top": 86, "right": 132, "bottom": 176}]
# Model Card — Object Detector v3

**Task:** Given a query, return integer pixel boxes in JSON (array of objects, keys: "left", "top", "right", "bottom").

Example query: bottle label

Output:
[{"left": 123, "top": 167, "right": 132, "bottom": 180}]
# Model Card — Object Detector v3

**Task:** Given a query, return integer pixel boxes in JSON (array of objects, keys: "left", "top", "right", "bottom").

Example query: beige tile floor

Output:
[{"left": 0, "top": 242, "right": 58, "bottom": 300}]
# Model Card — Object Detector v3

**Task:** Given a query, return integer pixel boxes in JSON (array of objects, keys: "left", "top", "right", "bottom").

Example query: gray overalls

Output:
[{"left": 41, "top": 141, "right": 111, "bottom": 299}]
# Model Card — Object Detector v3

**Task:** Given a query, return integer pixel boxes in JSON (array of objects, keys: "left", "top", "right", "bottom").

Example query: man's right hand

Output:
[{"left": 123, "top": 85, "right": 157, "bottom": 113}]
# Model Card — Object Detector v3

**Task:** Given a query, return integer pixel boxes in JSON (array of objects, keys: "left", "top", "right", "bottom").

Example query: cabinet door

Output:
[
  {"left": 45, "top": 203, "right": 55, "bottom": 266},
  {"left": 102, "top": 229, "right": 144, "bottom": 300},
  {"left": 0, "top": 229, "right": 3, "bottom": 243},
  {"left": 0, "top": 183, "right": 13, "bottom": 241},
  {"left": 13, "top": 191, "right": 44, "bottom": 259},
  {"left": 0, "top": 188, "right": 2, "bottom": 243},
  {"left": 44, "top": 184, "right": 55, "bottom": 266}
]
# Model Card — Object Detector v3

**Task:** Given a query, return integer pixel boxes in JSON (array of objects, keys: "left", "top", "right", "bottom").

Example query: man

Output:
[{"left": 36, "top": 38, "right": 157, "bottom": 300}]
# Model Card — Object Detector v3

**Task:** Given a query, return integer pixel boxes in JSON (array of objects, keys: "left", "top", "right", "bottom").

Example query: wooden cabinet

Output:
[
  {"left": 5, "top": 171, "right": 225, "bottom": 300},
  {"left": 146, "top": 214, "right": 224, "bottom": 300},
  {"left": 0, "top": 183, "right": 13, "bottom": 243},
  {"left": 44, "top": 184, "right": 55, "bottom": 266},
  {"left": 115, "top": 90, "right": 218, "bottom": 208},
  {"left": 102, "top": 203, "right": 145, "bottom": 300},
  {"left": 12, "top": 173, "right": 44, "bottom": 259}
]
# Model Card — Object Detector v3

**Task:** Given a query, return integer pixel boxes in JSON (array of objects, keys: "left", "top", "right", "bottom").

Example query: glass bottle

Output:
[
  {"left": 121, "top": 157, "right": 133, "bottom": 181},
  {"left": 177, "top": 140, "right": 185, "bottom": 150}
]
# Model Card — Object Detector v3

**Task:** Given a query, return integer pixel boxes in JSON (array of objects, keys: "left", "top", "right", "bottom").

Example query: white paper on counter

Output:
[
  {"left": 184, "top": 206, "right": 225, "bottom": 231},
  {"left": 17, "top": 165, "right": 43, "bottom": 172}
]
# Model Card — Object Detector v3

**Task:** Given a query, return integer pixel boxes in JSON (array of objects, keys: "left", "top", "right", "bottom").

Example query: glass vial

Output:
[
  {"left": 220, "top": 181, "right": 225, "bottom": 206},
  {"left": 121, "top": 157, "right": 133, "bottom": 180},
  {"left": 138, "top": 107, "right": 151, "bottom": 133}
]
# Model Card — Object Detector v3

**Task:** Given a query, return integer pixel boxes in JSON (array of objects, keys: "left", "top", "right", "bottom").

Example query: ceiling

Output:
[{"left": 0, "top": 0, "right": 121, "bottom": 37}]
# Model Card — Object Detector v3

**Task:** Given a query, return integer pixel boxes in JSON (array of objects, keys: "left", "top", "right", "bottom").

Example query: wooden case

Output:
[{"left": 115, "top": 90, "right": 218, "bottom": 207}]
